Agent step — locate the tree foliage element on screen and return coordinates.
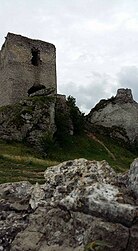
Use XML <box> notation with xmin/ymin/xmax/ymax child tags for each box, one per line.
<box><xmin>67</xmin><ymin>95</ymin><xmax>85</xmax><ymax>135</ymax></box>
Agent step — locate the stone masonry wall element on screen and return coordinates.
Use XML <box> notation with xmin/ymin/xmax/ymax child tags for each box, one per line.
<box><xmin>0</xmin><ymin>33</ymin><xmax>57</xmax><ymax>106</ymax></box>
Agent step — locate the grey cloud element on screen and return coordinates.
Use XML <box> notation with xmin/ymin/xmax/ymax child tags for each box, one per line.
<box><xmin>59</xmin><ymin>72</ymin><xmax>118</xmax><ymax>114</ymax></box>
<box><xmin>59</xmin><ymin>66</ymin><xmax>138</xmax><ymax>114</ymax></box>
<box><xmin>118</xmin><ymin>66</ymin><xmax>138</xmax><ymax>102</ymax></box>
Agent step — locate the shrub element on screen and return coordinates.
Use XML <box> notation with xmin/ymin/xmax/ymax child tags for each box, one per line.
<box><xmin>67</xmin><ymin>95</ymin><xmax>85</xmax><ymax>135</ymax></box>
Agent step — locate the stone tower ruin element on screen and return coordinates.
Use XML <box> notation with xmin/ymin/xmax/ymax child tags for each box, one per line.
<box><xmin>0</xmin><ymin>33</ymin><xmax>57</xmax><ymax>106</ymax></box>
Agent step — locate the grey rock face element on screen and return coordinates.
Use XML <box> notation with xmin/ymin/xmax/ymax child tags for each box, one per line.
<box><xmin>87</xmin><ymin>88</ymin><xmax>138</xmax><ymax>146</ymax></box>
<box><xmin>0</xmin><ymin>158</ymin><xmax>135</xmax><ymax>251</ymax></box>
<box><xmin>116</xmin><ymin>88</ymin><xmax>134</xmax><ymax>103</ymax></box>
<box><xmin>128</xmin><ymin>158</ymin><xmax>138</xmax><ymax>198</ymax></box>
<box><xmin>0</xmin><ymin>182</ymin><xmax>32</xmax><ymax>251</ymax></box>
<box><xmin>0</xmin><ymin>96</ymin><xmax>56</xmax><ymax>147</ymax></box>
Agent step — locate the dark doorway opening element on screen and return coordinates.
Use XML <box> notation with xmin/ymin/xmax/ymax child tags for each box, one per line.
<box><xmin>28</xmin><ymin>84</ymin><xmax>45</xmax><ymax>96</ymax></box>
<box><xmin>31</xmin><ymin>47</ymin><xmax>41</xmax><ymax>66</ymax></box>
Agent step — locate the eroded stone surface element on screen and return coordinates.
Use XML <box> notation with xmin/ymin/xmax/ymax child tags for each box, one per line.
<box><xmin>87</xmin><ymin>88</ymin><xmax>138</xmax><ymax>146</ymax></box>
<box><xmin>0</xmin><ymin>182</ymin><xmax>32</xmax><ymax>251</ymax></box>
<box><xmin>10</xmin><ymin>207</ymin><xmax>129</xmax><ymax>251</ymax></box>
<box><xmin>128</xmin><ymin>158</ymin><xmax>138</xmax><ymax>199</ymax></box>
<box><xmin>29</xmin><ymin>159</ymin><xmax>137</xmax><ymax>226</ymax></box>
<box><xmin>0</xmin><ymin>96</ymin><xmax>56</xmax><ymax>147</ymax></box>
<box><xmin>0</xmin><ymin>159</ymin><xmax>138</xmax><ymax>251</ymax></box>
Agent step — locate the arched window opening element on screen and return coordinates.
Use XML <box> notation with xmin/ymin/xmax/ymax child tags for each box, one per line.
<box><xmin>31</xmin><ymin>47</ymin><xmax>41</xmax><ymax>66</ymax></box>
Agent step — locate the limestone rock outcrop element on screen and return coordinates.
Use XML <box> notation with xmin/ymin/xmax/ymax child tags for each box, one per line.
<box><xmin>0</xmin><ymin>94</ymin><xmax>76</xmax><ymax>149</ymax></box>
<box><xmin>0</xmin><ymin>181</ymin><xmax>32</xmax><ymax>251</ymax></box>
<box><xmin>0</xmin><ymin>158</ymin><xmax>138</xmax><ymax>251</ymax></box>
<box><xmin>0</xmin><ymin>96</ymin><xmax>56</xmax><ymax>147</ymax></box>
<box><xmin>87</xmin><ymin>88</ymin><xmax>138</xmax><ymax>147</ymax></box>
<box><xmin>128</xmin><ymin>158</ymin><xmax>138</xmax><ymax>198</ymax></box>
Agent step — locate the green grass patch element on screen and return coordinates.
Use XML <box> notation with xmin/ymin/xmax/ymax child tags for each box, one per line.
<box><xmin>96</xmin><ymin>134</ymin><xmax>137</xmax><ymax>171</ymax></box>
<box><xmin>0</xmin><ymin>132</ymin><xmax>137</xmax><ymax>185</ymax></box>
<box><xmin>44</xmin><ymin>134</ymin><xmax>137</xmax><ymax>172</ymax></box>
<box><xmin>0</xmin><ymin>140</ymin><xmax>58</xmax><ymax>184</ymax></box>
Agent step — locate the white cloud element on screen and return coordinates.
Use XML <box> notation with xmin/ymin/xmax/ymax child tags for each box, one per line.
<box><xmin>59</xmin><ymin>72</ymin><xmax>118</xmax><ymax>114</ymax></box>
<box><xmin>0</xmin><ymin>0</ymin><xmax>138</xmax><ymax>114</ymax></box>
<box><xmin>125</xmin><ymin>18</ymin><xmax>138</xmax><ymax>31</ymax></box>
<box><xmin>72</xmin><ymin>19</ymin><xmax>116</xmax><ymax>33</ymax></box>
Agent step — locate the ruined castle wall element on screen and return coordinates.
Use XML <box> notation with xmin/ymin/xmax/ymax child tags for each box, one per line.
<box><xmin>0</xmin><ymin>33</ymin><xmax>57</xmax><ymax>106</ymax></box>
<box><xmin>0</xmin><ymin>67</ymin><xmax>12</xmax><ymax>106</ymax></box>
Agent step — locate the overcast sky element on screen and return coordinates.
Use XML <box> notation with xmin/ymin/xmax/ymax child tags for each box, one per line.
<box><xmin>0</xmin><ymin>0</ymin><xmax>138</xmax><ymax>113</ymax></box>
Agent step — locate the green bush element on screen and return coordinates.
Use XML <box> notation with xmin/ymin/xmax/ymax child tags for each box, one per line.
<box><xmin>67</xmin><ymin>95</ymin><xmax>85</xmax><ymax>135</ymax></box>
<box><xmin>54</xmin><ymin>95</ymin><xmax>85</xmax><ymax>147</ymax></box>
<box><xmin>55</xmin><ymin>103</ymin><xmax>72</xmax><ymax>147</ymax></box>
<box><xmin>40</xmin><ymin>132</ymin><xmax>55</xmax><ymax>154</ymax></box>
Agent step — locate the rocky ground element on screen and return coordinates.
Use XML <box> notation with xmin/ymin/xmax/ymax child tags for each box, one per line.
<box><xmin>0</xmin><ymin>158</ymin><xmax>138</xmax><ymax>251</ymax></box>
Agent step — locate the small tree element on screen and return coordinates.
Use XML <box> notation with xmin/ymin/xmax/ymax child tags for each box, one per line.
<box><xmin>67</xmin><ymin>95</ymin><xmax>85</xmax><ymax>135</ymax></box>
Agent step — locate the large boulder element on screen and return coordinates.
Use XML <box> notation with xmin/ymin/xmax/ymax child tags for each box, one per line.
<box><xmin>4</xmin><ymin>158</ymin><xmax>137</xmax><ymax>251</ymax></box>
<box><xmin>87</xmin><ymin>88</ymin><xmax>138</xmax><ymax>147</ymax></box>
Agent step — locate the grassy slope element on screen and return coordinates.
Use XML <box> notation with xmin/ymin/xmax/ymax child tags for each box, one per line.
<box><xmin>0</xmin><ymin>134</ymin><xmax>136</xmax><ymax>184</ymax></box>
<box><xmin>0</xmin><ymin>140</ymin><xmax>58</xmax><ymax>184</ymax></box>
<box><xmin>47</xmin><ymin>134</ymin><xmax>136</xmax><ymax>171</ymax></box>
